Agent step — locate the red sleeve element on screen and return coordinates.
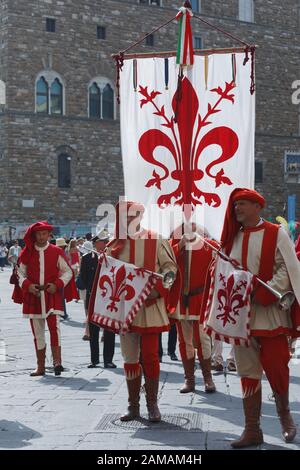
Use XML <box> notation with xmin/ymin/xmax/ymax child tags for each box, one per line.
<box><xmin>54</xmin><ymin>247</ymin><xmax>79</xmax><ymax>301</ymax></box>
<box><xmin>22</xmin><ymin>278</ymin><xmax>31</xmax><ymax>292</ymax></box>
<box><xmin>54</xmin><ymin>279</ymin><xmax>64</xmax><ymax>290</ymax></box>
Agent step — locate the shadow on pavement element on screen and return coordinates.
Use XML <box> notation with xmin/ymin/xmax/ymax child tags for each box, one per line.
<box><xmin>41</xmin><ymin>374</ymin><xmax>112</xmax><ymax>392</ymax></box>
<box><xmin>0</xmin><ymin>420</ymin><xmax>42</xmax><ymax>449</ymax></box>
<box><xmin>59</xmin><ymin>319</ymin><xmax>84</xmax><ymax>329</ymax></box>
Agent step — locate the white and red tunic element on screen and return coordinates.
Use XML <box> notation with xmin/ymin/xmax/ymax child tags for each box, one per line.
<box><xmin>171</xmin><ymin>240</ymin><xmax>216</xmax><ymax>361</ymax></box>
<box><xmin>229</xmin><ymin>220</ymin><xmax>300</xmax><ymax>337</ymax></box>
<box><xmin>17</xmin><ymin>243</ymin><xmax>73</xmax><ymax>319</ymax></box>
<box><xmin>104</xmin><ymin>234</ymin><xmax>178</xmax><ymax>334</ymax></box>
<box><xmin>172</xmin><ymin>240</ymin><xmax>217</xmax><ymax>321</ymax></box>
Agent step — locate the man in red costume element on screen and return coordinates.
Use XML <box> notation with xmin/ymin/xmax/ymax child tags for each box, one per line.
<box><xmin>171</xmin><ymin>224</ymin><xmax>216</xmax><ymax>394</ymax></box>
<box><xmin>221</xmin><ymin>188</ymin><xmax>300</xmax><ymax>447</ymax></box>
<box><xmin>104</xmin><ymin>201</ymin><xmax>178</xmax><ymax>422</ymax></box>
<box><xmin>13</xmin><ymin>221</ymin><xmax>78</xmax><ymax>376</ymax></box>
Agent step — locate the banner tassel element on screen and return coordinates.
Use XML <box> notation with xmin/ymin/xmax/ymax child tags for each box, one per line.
<box><xmin>231</xmin><ymin>53</ymin><xmax>237</xmax><ymax>86</ymax></box>
<box><xmin>164</xmin><ymin>58</ymin><xmax>169</xmax><ymax>90</ymax></box>
<box><xmin>133</xmin><ymin>58</ymin><xmax>137</xmax><ymax>92</ymax></box>
<box><xmin>204</xmin><ymin>55</ymin><xmax>208</xmax><ymax>90</ymax></box>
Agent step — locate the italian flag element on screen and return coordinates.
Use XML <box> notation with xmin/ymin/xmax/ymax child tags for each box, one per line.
<box><xmin>176</xmin><ymin>7</ymin><xmax>194</xmax><ymax>66</ymax></box>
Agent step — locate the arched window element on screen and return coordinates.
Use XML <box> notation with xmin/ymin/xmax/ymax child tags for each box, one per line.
<box><xmin>35</xmin><ymin>71</ymin><xmax>64</xmax><ymax>115</ymax></box>
<box><xmin>88</xmin><ymin>78</ymin><xmax>115</xmax><ymax>119</ymax></box>
<box><xmin>58</xmin><ymin>154</ymin><xmax>71</xmax><ymax>188</ymax></box>
<box><xmin>102</xmin><ymin>84</ymin><xmax>114</xmax><ymax>119</ymax></box>
<box><xmin>36</xmin><ymin>77</ymin><xmax>49</xmax><ymax>113</ymax></box>
<box><xmin>50</xmin><ymin>78</ymin><xmax>63</xmax><ymax>115</ymax></box>
<box><xmin>89</xmin><ymin>83</ymin><xmax>101</xmax><ymax>118</ymax></box>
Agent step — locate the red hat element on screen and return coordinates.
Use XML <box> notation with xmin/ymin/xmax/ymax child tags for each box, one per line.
<box><xmin>19</xmin><ymin>221</ymin><xmax>53</xmax><ymax>264</ymax></box>
<box><xmin>231</xmin><ymin>188</ymin><xmax>265</xmax><ymax>208</ymax></box>
<box><xmin>220</xmin><ymin>188</ymin><xmax>265</xmax><ymax>255</ymax></box>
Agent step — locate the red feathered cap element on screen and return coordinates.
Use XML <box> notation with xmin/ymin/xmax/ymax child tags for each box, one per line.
<box><xmin>220</xmin><ymin>188</ymin><xmax>265</xmax><ymax>255</ymax></box>
<box><xmin>19</xmin><ymin>221</ymin><xmax>53</xmax><ymax>264</ymax></box>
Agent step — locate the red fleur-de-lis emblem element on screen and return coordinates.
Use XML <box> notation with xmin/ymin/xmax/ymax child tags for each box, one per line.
<box><xmin>134</xmin><ymin>267</ymin><xmax>148</xmax><ymax>278</ymax></box>
<box><xmin>216</xmin><ymin>274</ymin><xmax>246</xmax><ymax>327</ymax></box>
<box><xmin>99</xmin><ymin>265</ymin><xmax>136</xmax><ymax>313</ymax></box>
<box><xmin>138</xmin><ymin>78</ymin><xmax>239</xmax><ymax>209</ymax></box>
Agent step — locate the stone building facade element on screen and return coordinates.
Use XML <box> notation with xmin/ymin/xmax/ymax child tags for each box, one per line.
<box><xmin>0</xmin><ymin>0</ymin><xmax>300</xmax><ymax>237</ymax></box>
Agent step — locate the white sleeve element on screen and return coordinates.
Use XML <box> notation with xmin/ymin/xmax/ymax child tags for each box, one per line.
<box><xmin>17</xmin><ymin>262</ymin><xmax>28</xmax><ymax>288</ymax></box>
<box><xmin>58</xmin><ymin>255</ymin><xmax>73</xmax><ymax>286</ymax></box>
<box><xmin>277</xmin><ymin>227</ymin><xmax>300</xmax><ymax>304</ymax></box>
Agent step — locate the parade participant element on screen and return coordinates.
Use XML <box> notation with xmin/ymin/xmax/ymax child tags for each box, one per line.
<box><xmin>103</xmin><ymin>201</ymin><xmax>178</xmax><ymax>422</ymax></box>
<box><xmin>80</xmin><ymin>230</ymin><xmax>116</xmax><ymax>368</ymax></box>
<box><xmin>171</xmin><ymin>224</ymin><xmax>216</xmax><ymax>394</ymax></box>
<box><xmin>13</xmin><ymin>221</ymin><xmax>78</xmax><ymax>376</ymax></box>
<box><xmin>67</xmin><ymin>239</ymin><xmax>80</xmax><ymax>277</ymax></box>
<box><xmin>56</xmin><ymin>238</ymin><xmax>70</xmax><ymax>321</ymax></box>
<box><xmin>220</xmin><ymin>188</ymin><xmax>300</xmax><ymax>447</ymax></box>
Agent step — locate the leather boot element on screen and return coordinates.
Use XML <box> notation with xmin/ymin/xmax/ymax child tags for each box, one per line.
<box><xmin>30</xmin><ymin>347</ymin><xmax>46</xmax><ymax>376</ymax></box>
<box><xmin>231</xmin><ymin>388</ymin><xmax>264</xmax><ymax>448</ymax></box>
<box><xmin>120</xmin><ymin>375</ymin><xmax>142</xmax><ymax>421</ymax></box>
<box><xmin>274</xmin><ymin>391</ymin><xmax>297</xmax><ymax>443</ymax></box>
<box><xmin>199</xmin><ymin>358</ymin><xmax>216</xmax><ymax>393</ymax></box>
<box><xmin>180</xmin><ymin>357</ymin><xmax>195</xmax><ymax>393</ymax></box>
<box><xmin>51</xmin><ymin>346</ymin><xmax>63</xmax><ymax>376</ymax></box>
<box><xmin>144</xmin><ymin>376</ymin><xmax>161</xmax><ymax>422</ymax></box>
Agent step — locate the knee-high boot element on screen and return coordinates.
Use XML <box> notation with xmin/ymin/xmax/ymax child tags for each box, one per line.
<box><xmin>144</xmin><ymin>376</ymin><xmax>161</xmax><ymax>422</ymax></box>
<box><xmin>51</xmin><ymin>346</ymin><xmax>63</xmax><ymax>376</ymax></box>
<box><xmin>199</xmin><ymin>357</ymin><xmax>216</xmax><ymax>393</ymax></box>
<box><xmin>231</xmin><ymin>388</ymin><xmax>264</xmax><ymax>448</ymax></box>
<box><xmin>180</xmin><ymin>357</ymin><xmax>195</xmax><ymax>393</ymax></box>
<box><xmin>120</xmin><ymin>375</ymin><xmax>142</xmax><ymax>422</ymax></box>
<box><xmin>30</xmin><ymin>346</ymin><xmax>46</xmax><ymax>377</ymax></box>
<box><xmin>274</xmin><ymin>391</ymin><xmax>297</xmax><ymax>443</ymax></box>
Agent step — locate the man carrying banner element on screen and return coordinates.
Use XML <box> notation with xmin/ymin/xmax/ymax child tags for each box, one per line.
<box><xmin>13</xmin><ymin>221</ymin><xmax>78</xmax><ymax>376</ymax></box>
<box><xmin>220</xmin><ymin>188</ymin><xmax>300</xmax><ymax>447</ymax></box>
<box><xmin>171</xmin><ymin>224</ymin><xmax>216</xmax><ymax>394</ymax></box>
<box><xmin>104</xmin><ymin>201</ymin><xmax>178</xmax><ymax>422</ymax></box>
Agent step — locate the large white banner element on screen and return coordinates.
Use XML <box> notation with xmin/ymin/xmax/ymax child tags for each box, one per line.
<box><xmin>120</xmin><ymin>53</ymin><xmax>255</xmax><ymax>239</ymax></box>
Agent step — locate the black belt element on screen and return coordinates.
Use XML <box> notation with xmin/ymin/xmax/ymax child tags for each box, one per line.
<box><xmin>182</xmin><ymin>287</ymin><xmax>204</xmax><ymax>308</ymax></box>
